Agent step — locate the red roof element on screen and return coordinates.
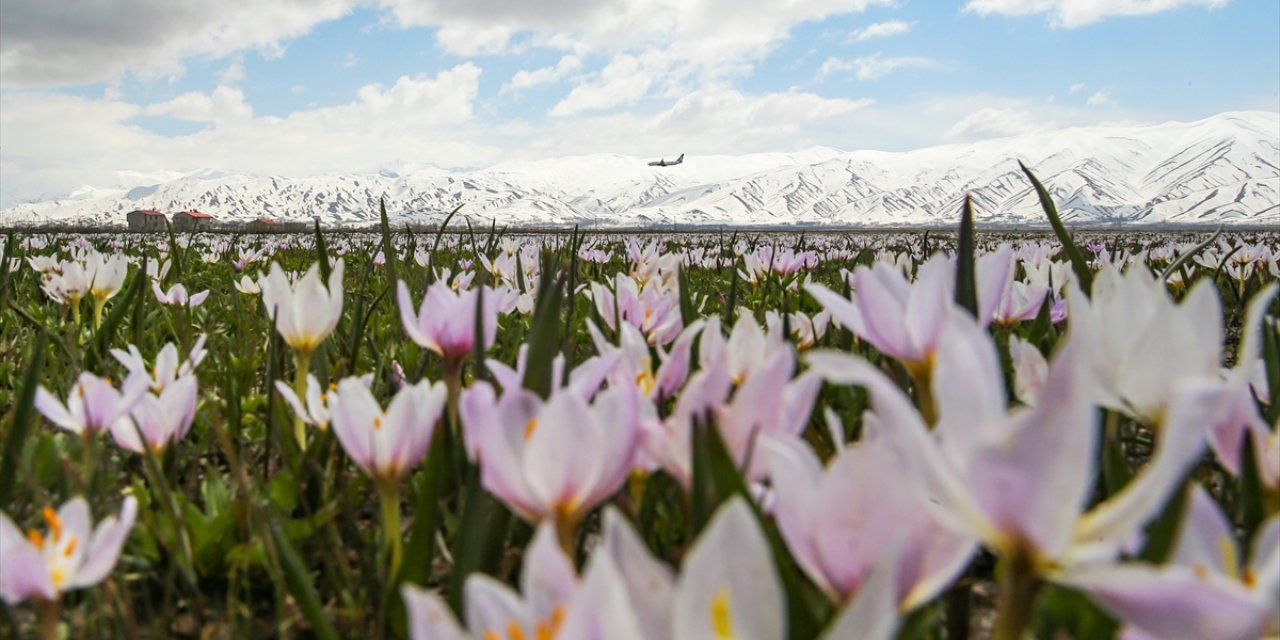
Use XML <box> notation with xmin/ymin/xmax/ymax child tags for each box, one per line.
<box><xmin>180</xmin><ymin>210</ymin><xmax>213</xmax><ymax>218</ymax></box>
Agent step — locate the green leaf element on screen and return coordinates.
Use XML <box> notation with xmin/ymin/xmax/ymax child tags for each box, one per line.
<box><xmin>447</xmin><ymin>471</ymin><xmax>512</xmax><ymax>614</ymax></box>
<box><xmin>1238</xmin><ymin>434</ymin><xmax>1268</xmax><ymax>549</ymax></box>
<box><xmin>1018</xmin><ymin>161</ymin><xmax>1093</xmax><ymax>295</ymax></box>
<box><xmin>313</xmin><ymin>219</ymin><xmax>331</xmax><ymax>282</ymax></box>
<box><xmin>678</xmin><ymin>264</ymin><xmax>696</xmax><ymax>329</ymax></box>
<box><xmin>0</xmin><ymin>331</ymin><xmax>47</xmax><ymax>506</ymax></box>
<box><xmin>379</xmin><ymin>198</ymin><xmax>399</xmax><ymax>287</ymax></box>
<box><xmin>265</xmin><ymin>506</ymin><xmax>339</xmax><ymax>640</ymax></box>
<box><xmin>954</xmin><ymin>194</ymin><xmax>978</xmax><ymax>318</ymax></box>
<box><xmin>1139</xmin><ymin>471</ymin><xmax>1192</xmax><ymax>564</ymax></box>
<box><xmin>1158</xmin><ymin>228</ymin><xmax>1221</xmax><ymax>283</ymax></box>
<box><xmin>522</xmin><ymin>252</ymin><xmax>564</xmax><ymax>399</ymax></box>
<box><xmin>398</xmin><ymin>428</ymin><xmax>449</xmax><ymax>587</ymax></box>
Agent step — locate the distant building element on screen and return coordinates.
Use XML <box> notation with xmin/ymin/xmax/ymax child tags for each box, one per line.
<box><xmin>126</xmin><ymin>209</ymin><xmax>167</xmax><ymax>231</ymax></box>
<box><xmin>245</xmin><ymin>217</ymin><xmax>281</xmax><ymax>232</ymax></box>
<box><xmin>173</xmin><ymin>209</ymin><xmax>214</xmax><ymax>231</ymax></box>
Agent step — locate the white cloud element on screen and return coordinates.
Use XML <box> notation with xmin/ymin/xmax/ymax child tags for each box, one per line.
<box><xmin>946</xmin><ymin>107</ymin><xmax>1046</xmax><ymax>140</ymax></box>
<box><xmin>849</xmin><ymin>20</ymin><xmax>914</xmax><ymax>41</ymax></box>
<box><xmin>145</xmin><ymin>86</ymin><xmax>254</xmax><ymax>122</ymax></box>
<box><xmin>0</xmin><ymin>64</ymin><xmax>493</xmax><ymax>205</ymax></box>
<box><xmin>219</xmin><ymin>57</ymin><xmax>246</xmax><ymax>85</ymax></box>
<box><xmin>549</xmin><ymin>54</ymin><xmax>654</xmax><ymax>116</ymax></box>
<box><xmin>383</xmin><ymin>0</ymin><xmax>895</xmax><ymax>74</ymax></box>
<box><xmin>819</xmin><ymin>54</ymin><xmax>941</xmax><ymax>81</ymax></box>
<box><xmin>342</xmin><ymin>53</ymin><xmax>359</xmax><ymax>69</ymax></box>
<box><xmin>0</xmin><ymin>0</ymin><xmax>356</xmax><ymax>87</ymax></box>
<box><xmin>962</xmin><ymin>0</ymin><xmax>1229</xmax><ymax>28</ymax></box>
<box><xmin>1068</xmin><ymin>82</ymin><xmax>1085</xmax><ymax>94</ymax></box>
<box><xmin>1086</xmin><ymin>88</ymin><xmax>1113</xmax><ymax>106</ymax></box>
<box><xmin>501</xmin><ymin>55</ymin><xmax>583</xmax><ymax>94</ymax></box>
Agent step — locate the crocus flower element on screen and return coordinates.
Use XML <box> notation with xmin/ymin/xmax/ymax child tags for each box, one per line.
<box><xmin>86</xmin><ymin>251</ymin><xmax>128</xmax><ymax>327</ymax></box>
<box><xmin>35</xmin><ymin>372</ymin><xmax>148</xmax><ymax>437</ymax></box>
<box><xmin>275</xmin><ymin>373</ymin><xmax>373</xmax><ymax>432</ymax></box>
<box><xmin>398</xmin><ymin>279</ymin><xmax>500</xmax><ymax>366</ymax></box>
<box><xmin>259</xmin><ymin>259</ymin><xmax>344</xmax><ymax>355</ymax></box>
<box><xmin>112</xmin><ymin>374</ymin><xmax>199</xmax><ymax>454</ymax></box>
<box><xmin>327</xmin><ymin>377</ymin><xmax>447</xmax><ymax>482</ymax></box>
<box><xmin>0</xmin><ymin>496</ymin><xmax>138</xmax><ymax>605</ymax></box>
<box><xmin>152</xmin><ymin>282</ymin><xmax>210</xmax><ymax>308</ymax></box>
<box><xmin>764</xmin><ymin>428</ymin><xmax>975</xmax><ymax>608</ymax></box>
<box><xmin>805</xmin><ymin>246</ymin><xmax>1013</xmax><ymax>375</ymax></box>
<box><xmin>807</xmin><ymin>310</ymin><xmax>1231</xmax><ymax>573</ymax></box>
<box><xmin>402</xmin><ymin>521</ymin><xmax>577</xmax><ymax>640</ymax></box>
<box><xmin>590</xmin><ymin>273</ymin><xmax>683</xmax><ymax>346</ymax></box>
<box><xmin>111</xmin><ymin>336</ymin><xmax>207</xmax><ymax>394</ymax></box>
<box><xmin>234</xmin><ymin>275</ymin><xmax>260</xmax><ymax>295</ymax></box>
<box><xmin>1064</xmin><ymin>487</ymin><xmax>1280</xmax><ymax>640</ymax></box>
<box><xmin>460</xmin><ymin>382</ymin><xmax>642</xmax><ymax>538</ymax></box>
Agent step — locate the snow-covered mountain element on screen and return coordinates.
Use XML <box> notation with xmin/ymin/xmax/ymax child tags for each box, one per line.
<box><xmin>3</xmin><ymin>111</ymin><xmax>1277</xmax><ymax>228</ymax></box>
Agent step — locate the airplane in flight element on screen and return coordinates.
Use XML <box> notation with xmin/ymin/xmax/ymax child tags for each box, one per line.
<box><xmin>647</xmin><ymin>153</ymin><xmax>684</xmax><ymax>167</ymax></box>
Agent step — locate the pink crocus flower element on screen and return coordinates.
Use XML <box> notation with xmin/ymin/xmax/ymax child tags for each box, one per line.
<box><xmin>0</xmin><ymin>496</ymin><xmax>138</xmax><ymax>605</ymax></box>
<box><xmin>1064</xmin><ymin>487</ymin><xmax>1280</xmax><ymax>640</ymax></box>
<box><xmin>152</xmin><ymin>282</ymin><xmax>210</xmax><ymax>308</ymax></box>
<box><xmin>402</xmin><ymin>520</ymin><xmax>577</xmax><ymax>640</ymax></box>
<box><xmin>274</xmin><ymin>373</ymin><xmax>373</xmax><ymax>432</ymax></box>
<box><xmin>807</xmin><ymin>311</ymin><xmax>1232</xmax><ymax>574</ymax></box>
<box><xmin>590</xmin><ymin>273</ymin><xmax>683</xmax><ymax>346</ymax></box>
<box><xmin>111</xmin><ymin>336</ymin><xmax>208</xmax><ymax>393</ymax></box>
<box><xmin>327</xmin><ymin>377</ymin><xmax>447</xmax><ymax>482</ymax></box>
<box><xmin>398</xmin><ymin>279</ymin><xmax>500</xmax><ymax>365</ymax></box>
<box><xmin>35</xmin><ymin>372</ymin><xmax>148</xmax><ymax>437</ymax></box>
<box><xmin>647</xmin><ymin>346</ymin><xmax>820</xmax><ymax>486</ymax></box>
<box><xmin>459</xmin><ymin>382</ymin><xmax>642</xmax><ymax>532</ymax></box>
<box><xmin>764</xmin><ymin>429</ymin><xmax>975</xmax><ymax>609</ymax></box>
<box><xmin>805</xmin><ymin>246</ymin><xmax>1013</xmax><ymax>373</ymax></box>
<box><xmin>112</xmin><ymin>374</ymin><xmax>199</xmax><ymax>454</ymax></box>
<box><xmin>560</xmin><ymin>499</ymin><xmax>792</xmax><ymax>640</ymax></box>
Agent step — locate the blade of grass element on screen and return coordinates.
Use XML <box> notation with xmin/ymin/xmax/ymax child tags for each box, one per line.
<box><xmin>1018</xmin><ymin>161</ymin><xmax>1093</xmax><ymax>295</ymax></box>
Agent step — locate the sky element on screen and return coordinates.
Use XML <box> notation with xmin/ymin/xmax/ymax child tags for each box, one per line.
<box><xmin>1</xmin><ymin>0</ymin><xmax>1278</xmax><ymax>208</ymax></box>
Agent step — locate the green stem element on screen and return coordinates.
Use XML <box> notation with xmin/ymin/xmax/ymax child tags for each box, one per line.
<box><xmin>93</xmin><ymin>297</ymin><xmax>105</xmax><ymax>330</ymax></box>
<box><xmin>292</xmin><ymin>348</ymin><xmax>313</xmax><ymax>451</ymax></box>
<box><xmin>377</xmin><ymin>480</ymin><xmax>403</xmax><ymax>580</ymax></box>
<box><xmin>907</xmin><ymin>361</ymin><xmax>937</xmax><ymax>428</ymax></box>
<box><xmin>70</xmin><ymin>295</ymin><xmax>82</xmax><ymax>327</ymax></box>
<box><xmin>991</xmin><ymin>548</ymin><xmax>1042</xmax><ymax>640</ymax></box>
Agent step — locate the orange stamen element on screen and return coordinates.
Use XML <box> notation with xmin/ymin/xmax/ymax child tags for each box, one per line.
<box><xmin>524</xmin><ymin>418</ymin><xmax>539</xmax><ymax>441</ymax></box>
<box><xmin>42</xmin><ymin>507</ymin><xmax>62</xmax><ymax>541</ymax></box>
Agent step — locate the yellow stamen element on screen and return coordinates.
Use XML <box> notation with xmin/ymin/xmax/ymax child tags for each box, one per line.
<box><xmin>507</xmin><ymin>621</ymin><xmax>526</xmax><ymax>640</ymax></box>
<box><xmin>1218</xmin><ymin>536</ymin><xmax>1240</xmax><ymax>581</ymax></box>
<box><xmin>372</xmin><ymin>416</ymin><xmax>383</xmax><ymax>431</ymax></box>
<box><xmin>26</xmin><ymin>529</ymin><xmax>44</xmax><ymax>549</ymax></box>
<box><xmin>42</xmin><ymin>507</ymin><xmax>62</xmax><ymax>542</ymax></box>
<box><xmin>50</xmin><ymin>566</ymin><xmax>67</xmax><ymax>589</ymax></box>
<box><xmin>483</xmin><ymin>633</ymin><xmax>501</xmax><ymax>640</ymax></box>
<box><xmin>711</xmin><ymin>587</ymin><xmax>734</xmax><ymax>639</ymax></box>
<box><xmin>535</xmin><ymin>606</ymin><xmax>565</xmax><ymax>640</ymax></box>
<box><xmin>524</xmin><ymin>418</ymin><xmax>539</xmax><ymax>441</ymax></box>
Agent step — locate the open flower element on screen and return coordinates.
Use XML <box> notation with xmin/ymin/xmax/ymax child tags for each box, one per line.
<box><xmin>398</xmin><ymin>279</ymin><xmax>500</xmax><ymax>365</ymax></box>
<box><xmin>764</xmin><ymin>428</ymin><xmax>975</xmax><ymax>609</ymax></box>
<box><xmin>0</xmin><ymin>496</ymin><xmax>138</xmax><ymax>605</ymax></box>
<box><xmin>460</xmin><ymin>382</ymin><xmax>642</xmax><ymax>535</ymax></box>
<box><xmin>328</xmin><ymin>377</ymin><xmax>447</xmax><ymax>482</ymax></box>
<box><xmin>112</xmin><ymin>374</ymin><xmax>199</xmax><ymax>454</ymax></box>
<box><xmin>35</xmin><ymin>372</ymin><xmax>148</xmax><ymax>438</ymax></box>
<box><xmin>402</xmin><ymin>521</ymin><xmax>577</xmax><ymax>640</ymax></box>
<box><xmin>259</xmin><ymin>259</ymin><xmax>344</xmax><ymax>355</ymax></box>
<box><xmin>152</xmin><ymin>282</ymin><xmax>210</xmax><ymax>308</ymax></box>
<box><xmin>111</xmin><ymin>336</ymin><xmax>207</xmax><ymax>394</ymax></box>
<box><xmin>1064</xmin><ymin>487</ymin><xmax>1280</xmax><ymax>640</ymax></box>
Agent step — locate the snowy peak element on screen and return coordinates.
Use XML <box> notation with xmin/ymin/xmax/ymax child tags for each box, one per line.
<box><xmin>3</xmin><ymin>111</ymin><xmax>1277</xmax><ymax>227</ymax></box>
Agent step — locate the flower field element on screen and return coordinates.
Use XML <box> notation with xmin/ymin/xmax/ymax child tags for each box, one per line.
<box><xmin>1</xmin><ymin>194</ymin><xmax>1279</xmax><ymax>639</ymax></box>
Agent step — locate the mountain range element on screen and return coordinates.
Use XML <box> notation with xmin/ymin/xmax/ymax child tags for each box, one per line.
<box><xmin>2</xmin><ymin>111</ymin><xmax>1277</xmax><ymax>228</ymax></box>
